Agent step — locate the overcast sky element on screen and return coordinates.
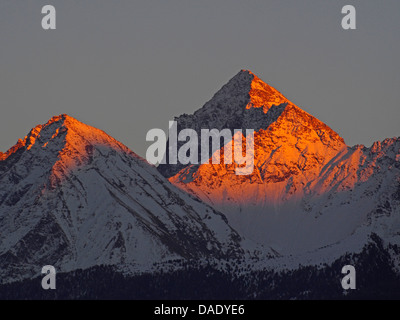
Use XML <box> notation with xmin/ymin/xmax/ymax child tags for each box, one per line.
<box><xmin>0</xmin><ymin>0</ymin><xmax>399</xmax><ymax>157</ymax></box>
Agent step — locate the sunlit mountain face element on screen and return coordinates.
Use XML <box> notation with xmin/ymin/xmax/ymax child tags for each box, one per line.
<box><xmin>1</xmin><ymin>71</ymin><xmax>400</xmax><ymax>299</ymax></box>
<box><xmin>0</xmin><ymin>114</ymin><xmax>243</xmax><ymax>284</ymax></box>
<box><xmin>162</xmin><ymin>70</ymin><xmax>400</xmax><ymax>257</ymax></box>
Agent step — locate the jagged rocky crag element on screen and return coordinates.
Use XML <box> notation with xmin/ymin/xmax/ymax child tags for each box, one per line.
<box><xmin>1</xmin><ymin>70</ymin><xmax>400</xmax><ymax>299</ymax></box>
<box><xmin>165</xmin><ymin>70</ymin><xmax>400</xmax><ymax>261</ymax></box>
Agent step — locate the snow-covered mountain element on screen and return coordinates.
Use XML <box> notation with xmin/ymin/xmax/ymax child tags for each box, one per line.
<box><xmin>164</xmin><ymin>70</ymin><xmax>400</xmax><ymax>261</ymax></box>
<box><xmin>0</xmin><ymin>114</ymin><xmax>243</xmax><ymax>283</ymax></box>
<box><xmin>1</xmin><ymin>70</ymin><xmax>399</xmax><ymax>299</ymax></box>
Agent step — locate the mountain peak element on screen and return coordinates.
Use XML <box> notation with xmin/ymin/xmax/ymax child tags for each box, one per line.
<box><xmin>232</xmin><ymin>69</ymin><xmax>257</xmax><ymax>80</ymax></box>
<box><xmin>230</xmin><ymin>69</ymin><xmax>254</xmax><ymax>83</ymax></box>
<box><xmin>0</xmin><ymin>116</ymin><xmax>244</xmax><ymax>282</ymax></box>
<box><xmin>160</xmin><ymin>70</ymin><xmax>345</xmax><ymax>180</ymax></box>
<box><xmin>2</xmin><ymin>114</ymin><xmax>129</xmax><ymax>154</ymax></box>
<box><xmin>205</xmin><ymin>69</ymin><xmax>290</xmax><ymax>114</ymax></box>
<box><xmin>1</xmin><ymin>114</ymin><xmax>74</xmax><ymax>161</ymax></box>
<box><xmin>183</xmin><ymin>70</ymin><xmax>292</xmax><ymax>129</ymax></box>
<box><xmin>0</xmin><ymin>114</ymin><xmax>142</xmax><ymax>181</ymax></box>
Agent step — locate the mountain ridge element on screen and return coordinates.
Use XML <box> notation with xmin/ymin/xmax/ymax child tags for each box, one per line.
<box><xmin>0</xmin><ymin>113</ymin><xmax>245</xmax><ymax>284</ymax></box>
<box><xmin>1</xmin><ymin>70</ymin><xmax>400</xmax><ymax>298</ymax></box>
<box><xmin>163</xmin><ymin>70</ymin><xmax>400</xmax><ymax>257</ymax></box>
<box><xmin>158</xmin><ymin>70</ymin><xmax>345</xmax><ymax>178</ymax></box>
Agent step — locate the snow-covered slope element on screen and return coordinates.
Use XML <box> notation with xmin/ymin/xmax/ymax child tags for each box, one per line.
<box><xmin>1</xmin><ymin>71</ymin><xmax>399</xmax><ymax>290</ymax></box>
<box><xmin>0</xmin><ymin>115</ymin><xmax>243</xmax><ymax>283</ymax></box>
<box><xmin>165</xmin><ymin>70</ymin><xmax>400</xmax><ymax>258</ymax></box>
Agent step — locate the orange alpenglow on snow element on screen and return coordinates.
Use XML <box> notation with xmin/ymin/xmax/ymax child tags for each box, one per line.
<box><xmin>245</xmin><ymin>70</ymin><xmax>289</xmax><ymax>111</ymax></box>
<box><xmin>163</xmin><ymin>70</ymin><xmax>400</xmax><ymax>252</ymax></box>
<box><xmin>169</xmin><ymin>69</ymin><xmax>348</xmax><ymax>200</ymax></box>
<box><xmin>0</xmin><ymin>114</ymin><xmax>141</xmax><ymax>185</ymax></box>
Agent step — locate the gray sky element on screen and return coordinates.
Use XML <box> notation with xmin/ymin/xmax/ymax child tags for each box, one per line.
<box><xmin>1</xmin><ymin>0</ymin><xmax>399</xmax><ymax>158</ymax></box>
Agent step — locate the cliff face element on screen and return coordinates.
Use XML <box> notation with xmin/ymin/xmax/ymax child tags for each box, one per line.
<box><xmin>163</xmin><ymin>70</ymin><xmax>400</xmax><ymax>258</ymax></box>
